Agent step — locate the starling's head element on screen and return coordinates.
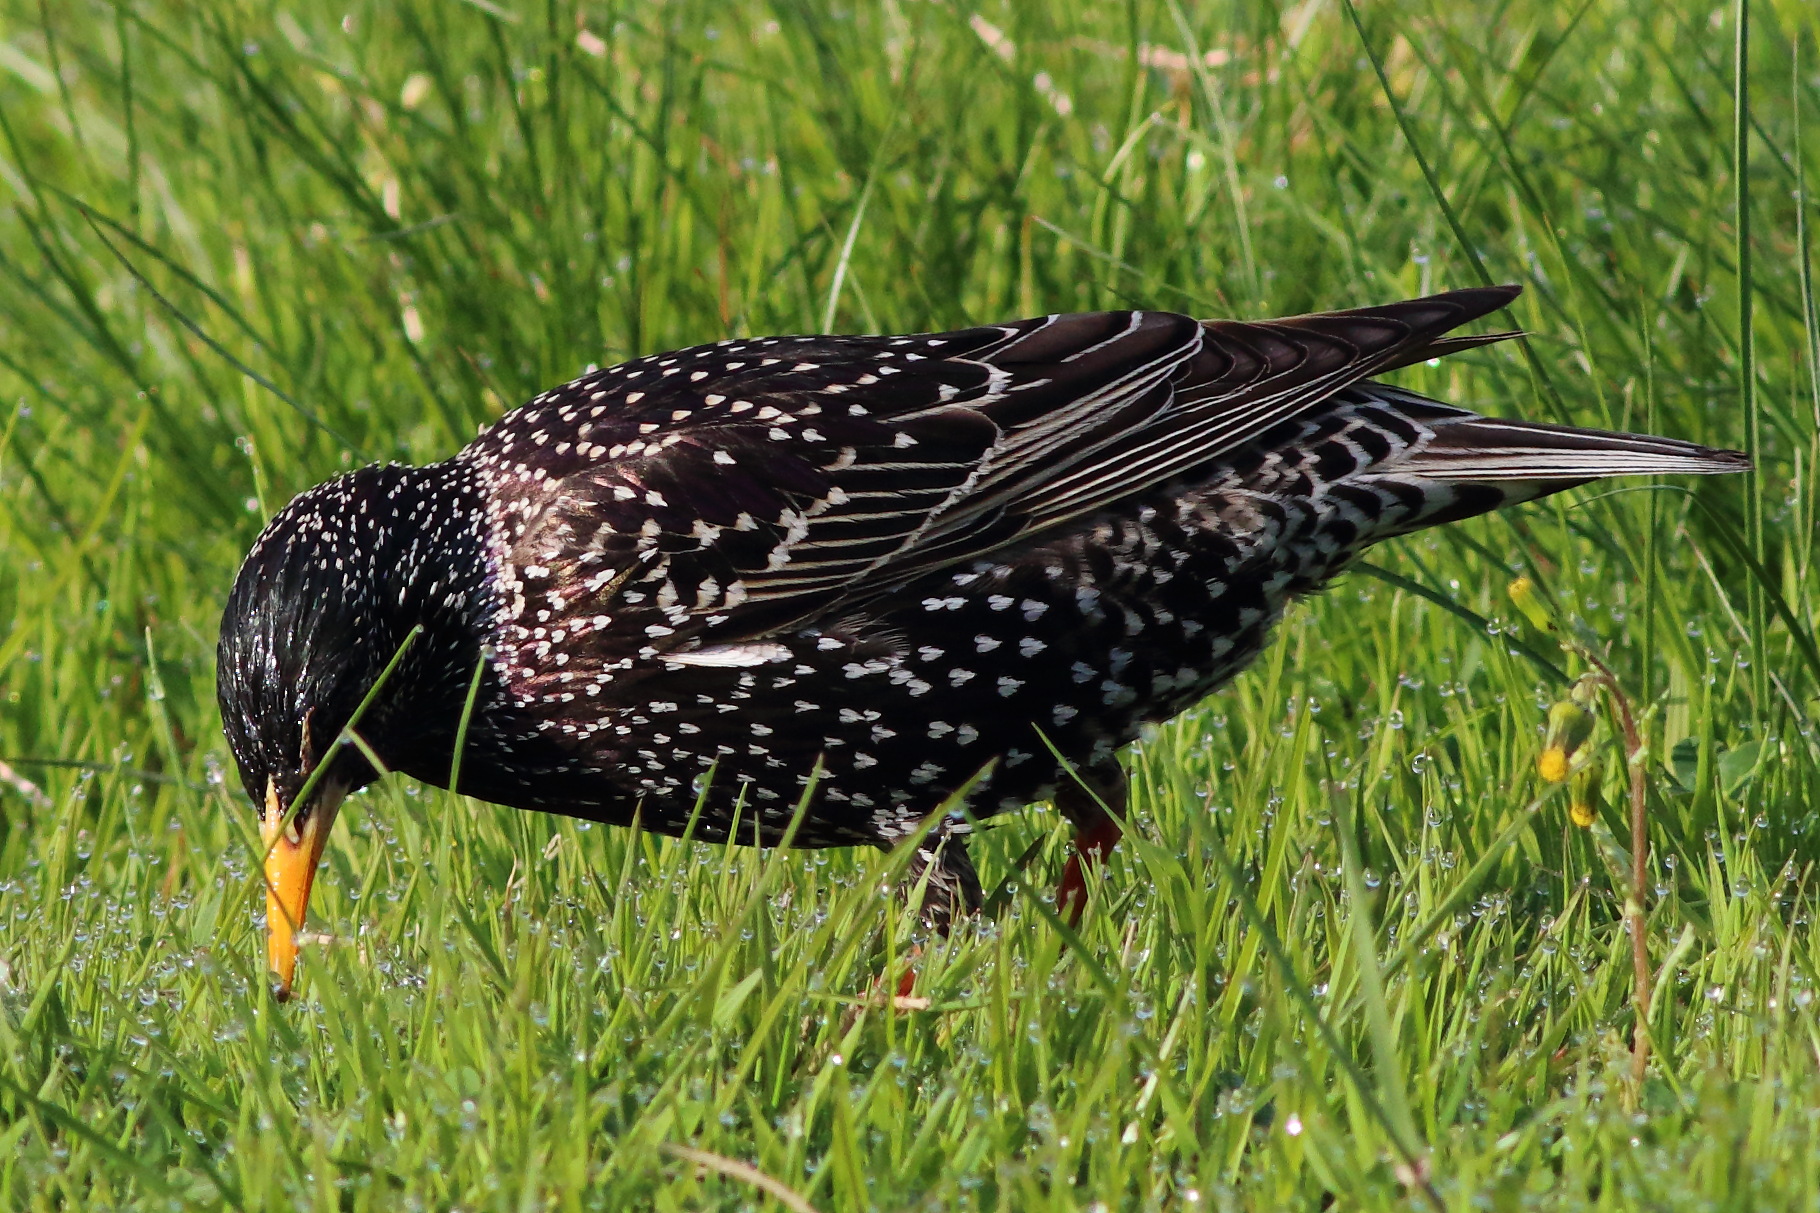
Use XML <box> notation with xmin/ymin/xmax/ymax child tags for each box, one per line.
<box><xmin>217</xmin><ymin>461</ymin><xmax>493</xmax><ymax>997</ymax></box>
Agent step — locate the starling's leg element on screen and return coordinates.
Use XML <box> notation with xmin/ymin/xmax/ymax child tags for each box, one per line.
<box><xmin>876</xmin><ymin>829</ymin><xmax>981</xmax><ymax>1002</ymax></box>
<box><xmin>901</xmin><ymin>830</ymin><xmax>983</xmax><ymax>935</ymax></box>
<box><xmin>1054</xmin><ymin>762</ymin><xmax>1128</xmax><ymax>926</ymax></box>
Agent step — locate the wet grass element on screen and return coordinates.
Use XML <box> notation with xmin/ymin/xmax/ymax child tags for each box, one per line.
<box><xmin>1</xmin><ymin>1</ymin><xmax>1818</xmax><ymax>1209</ymax></box>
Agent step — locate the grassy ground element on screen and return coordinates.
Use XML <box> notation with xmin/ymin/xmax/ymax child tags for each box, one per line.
<box><xmin>1</xmin><ymin>1</ymin><xmax>1817</xmax><ymax>1208</ymax></box>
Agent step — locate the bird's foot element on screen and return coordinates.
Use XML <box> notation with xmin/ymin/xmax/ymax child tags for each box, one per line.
<box><xmin>1056</xmin><ymin>815</ymin><xmax>1123</xmax><ymax>926</ymax></box>
<box><xmin>838</xmin><ymin>949</ymin><xmax>928</xmax><ymax>1034</ymax></box>
<box><xmin>882</xmin><ymin>947</ymin><xmax>934</xmax><ymax>1010</ymax></box>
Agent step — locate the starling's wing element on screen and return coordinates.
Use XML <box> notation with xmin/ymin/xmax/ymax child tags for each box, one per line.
<box><xmin>480</xmin><ymin>286</ymin><xmax>1519</xmax><ymax>654</ymax></box>
<box><xmin>997</xmin><ymin>286</ymin><xmax>1520</xmax><ymax>527</ymax></box>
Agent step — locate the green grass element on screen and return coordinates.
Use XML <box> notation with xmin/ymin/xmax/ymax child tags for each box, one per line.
<box><xmin>2</xmin><ymin>1</ymin><xmax>1818</xmax><ymax>1208</ymax></box>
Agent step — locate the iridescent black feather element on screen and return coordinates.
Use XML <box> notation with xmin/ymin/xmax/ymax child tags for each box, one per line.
<box><xmin>218</xmin><ymin>285</ymin><xmax>1746</xmax><ymax>923</ymax></box>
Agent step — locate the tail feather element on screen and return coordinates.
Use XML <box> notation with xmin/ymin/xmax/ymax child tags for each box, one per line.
<box><xmin>1407</xmin><ymin>417</ymin><xmax>1750</xmax><ymax>481</ymax></box>
<box><xmin>1375</xmin><ymin>329</ymin><xmax>1525</xmax><ymax>374</ymax></box>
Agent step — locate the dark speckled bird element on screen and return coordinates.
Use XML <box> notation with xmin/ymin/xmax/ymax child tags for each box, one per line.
<box><xmin>219</xmin><ymin>284</ymin><xmax>1746</xmax><ymax>994</ymax></box>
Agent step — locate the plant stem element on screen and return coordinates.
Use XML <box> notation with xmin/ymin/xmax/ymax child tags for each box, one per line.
<box><xmin>1582</xmin><ymin>651</ymin><xmax>1654</xmax><ymax>1084</ymax></box>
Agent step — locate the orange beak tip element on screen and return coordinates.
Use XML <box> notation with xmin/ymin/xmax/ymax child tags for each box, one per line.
<box><xmin>261</xmin><ymin>778</ymin><xmax>342</xmax><ymax>1002</ymax></box>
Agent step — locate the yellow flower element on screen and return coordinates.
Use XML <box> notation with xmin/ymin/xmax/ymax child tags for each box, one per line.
<box><xmin>1539</xmin><ymin>698</ymin><xmax>1595</xmax><ymax>783</ymax></box>
<box><xmin>1567</xmin><ymin>758</ymin><xmax>1603</xmax><ymax>828</ymax></box>
<box><xmin>1508</xmin><ymin>577</ymin><xmax>1556</xmax><ymax>633</ymax></box>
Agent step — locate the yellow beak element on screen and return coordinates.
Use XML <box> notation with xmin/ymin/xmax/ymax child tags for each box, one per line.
<box><xmin>261</xmin><ymin>778</ymin><xmax>345</xmax><ymax>1000</ymax></box>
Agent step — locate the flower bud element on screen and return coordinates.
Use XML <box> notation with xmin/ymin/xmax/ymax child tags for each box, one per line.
<box><xmin>1508</xmin><ymin>577</ymin><xmax>1556</xmax><ymax>633</ymax></box>
<box><xmin>1539</xmin><ymin>698</ymin><xmax>1596</xmax><ymax>782</ymax></box>
<box><xmin>1568</xmin><ymin>759</ymin><xmax>1602</xmax><ymax>828</ymax></box>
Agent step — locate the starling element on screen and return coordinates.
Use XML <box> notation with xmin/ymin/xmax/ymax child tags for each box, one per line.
<box><xmin>218</xmin><ymin>285</ymin><xmax>1746</xmax><ymax>993</ymax></box>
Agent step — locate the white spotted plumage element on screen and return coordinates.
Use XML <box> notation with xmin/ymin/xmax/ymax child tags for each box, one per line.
<box><xmin>220</xmin><ymin>285</ymin><xmax>1746</xmax><ymax>929</ymax></box>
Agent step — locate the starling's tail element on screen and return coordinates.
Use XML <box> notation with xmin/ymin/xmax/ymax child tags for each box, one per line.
<box><xmin>1405</xmin><ymin>415</ymin><xmax>1750</xmax><ymax>481</ymax></box>
<box><xmin>1326</xmin><ymin>383</ymin><xmax>1751</xmax><ymax>539</ymax></box>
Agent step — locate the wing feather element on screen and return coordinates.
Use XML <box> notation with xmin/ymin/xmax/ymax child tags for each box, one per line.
<box><xmin>477</xmin><ymin>286</ymin><xmax>1522</xmax><ymax>659</ymax></box>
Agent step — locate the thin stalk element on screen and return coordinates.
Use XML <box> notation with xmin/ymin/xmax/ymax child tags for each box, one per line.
<box><xmin>448</xmin><ymin>648</ymin><xmax>490</xmax><ymax>795</ymax></box>
<box><xmin>1735</xmin><ymin>0</ymin><xmax>1767</xmax><ymax>707</ymax></box>
<box><xmin>1579</xmin><ymin>648</ymin><xmax>1655</xmax><ymax>1084</ymax></box>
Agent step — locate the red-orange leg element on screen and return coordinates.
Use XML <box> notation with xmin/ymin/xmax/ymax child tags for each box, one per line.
<box><xmin>1056</xmin><ymin>814</ymin><xmax>1123</xmax><ymax>926</ymax></box>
